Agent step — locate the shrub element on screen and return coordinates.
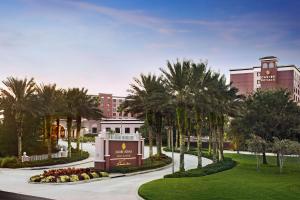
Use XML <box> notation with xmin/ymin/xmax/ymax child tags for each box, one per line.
<box><xmin>41</xmin><ymin>176</ymin><xmax>56</xmax><ymax>183</ymax></box>
<box><xmin>30</xmin><ymin>175</ymin><xmax>44</xmax><ymax>182</ymax></box>
<box><xmin>164</xmin><ymin>158</ymin><xmax>236</xmax><ymax>178</ymax></box>
<box><xmin>70</xmin><ymin>175</ymin><xmax>79</xmax><ymax>182</ymax></box>
<box><xmin>100</xmin><ymin>172</ymin><xmax>109</xmax><ymax>177</ymax></box>
<box><xmin>80</xmin><ymin>173</ymin><xmax>90</xmax><ymax>180</ymax></box>
<box><xmin>0</xmin><ymin>157</ymin><xmax>18</xmax><ymax>168</ymax></box>
<box><xmin>58</xmin><ymin>175</ymin><xmax>70</xmax><ymax>183</ymax></box>
<box><xmin>90</xmin><ymin>172</ymin><xmax>99</xmax><ymax>178</ymax></box>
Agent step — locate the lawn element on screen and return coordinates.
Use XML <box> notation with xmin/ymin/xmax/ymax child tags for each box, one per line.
<box><xmin>139</xmin><ymin>154</ymin><xmax>300</xmax><ymax>200</ymax></box>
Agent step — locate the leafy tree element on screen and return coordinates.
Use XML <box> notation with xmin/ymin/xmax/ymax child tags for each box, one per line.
<box><xmin>272</xmin><ymin>137</ymin><xmax>294</xmax><ymax>173</ymax></box>
<box><xmin>247</xmin><ymin>134</ymin><xmax>266</xmax><ymax>171</ymax></box>
<box><xmin>238</xmin><ymin>89</ymin><xmax>300</xmax><ymax>164</ymax></box>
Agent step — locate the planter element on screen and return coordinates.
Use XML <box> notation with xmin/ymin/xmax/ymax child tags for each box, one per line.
<box><xmin>29</xmin><ymin>167</ymin><xmax>109</xmax><ymax>184</ymax></box>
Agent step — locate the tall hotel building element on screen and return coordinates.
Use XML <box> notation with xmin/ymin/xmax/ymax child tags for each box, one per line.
<box><xmin>230</xmin><ymin>56</ymin><xmax>300</xmax><ymax>103</ymax></box>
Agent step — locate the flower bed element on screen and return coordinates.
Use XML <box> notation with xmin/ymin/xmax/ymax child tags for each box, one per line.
<box><xmin>29</xmin><ymin>167</ymin><xmax>109</xmax><ymax>183</ymax></box>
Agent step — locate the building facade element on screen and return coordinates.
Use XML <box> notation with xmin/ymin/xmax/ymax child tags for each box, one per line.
<box><xmin>230</xmin><ymin>56</ymin><xmax>300</xmax><ymax>103</ymax></box>
<box><xmin>56</xmin><ymin>93</ymin><xmax>143</xmax><ymax>138</ymax></box>
<box><xmin>98</xmin><ymin>93</ymin><xmax>134</xmax><ymax>119</ymax></box>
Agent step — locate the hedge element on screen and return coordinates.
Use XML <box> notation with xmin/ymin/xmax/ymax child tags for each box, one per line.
<box><xmin>164</xmin><ymin>157</ymin><xmax>236</xmax><ymax>178</ymax></box>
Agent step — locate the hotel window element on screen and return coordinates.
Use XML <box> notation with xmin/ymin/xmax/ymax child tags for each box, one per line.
<box><xmin>263</xmin><ymin>63</ymin><xmax>268</xmax><ymax>68</ymax></box>
<box><xmin>106</xmin><ymin>127</ymin><xmax>111</xmax><ymax>132</ymax></box>
<box><xmin>115</xmin><ymin>128</ymin><xmax>120</xmax><ymax>133</ymax></box>
<box><xmin>134</xmin><ymin>128</ymin><xmax>140</xmax><ymax>133</ymax></box>
<box><xmin>125</xmin><ymin>128</ymin><xmax>130</xmax><ymax>133</ymax></box>
<box><xmin>92</xmin><ymin>127</ymin><xmax>97</xmax><ymax>134</ymax></box>
<box><xmin>113</xmin><ymin>99</ymin><xmax>116</xmax><ymax>102</ymax></box>
<box><xmin>257</xmin><ymin>72</ymin><xmax>261</xmax><ymax>76</ymax></box>
<box><xmin>257</xmin><ymin>80</ymin><xmax>261</xmax><ymax>84</ymax></box>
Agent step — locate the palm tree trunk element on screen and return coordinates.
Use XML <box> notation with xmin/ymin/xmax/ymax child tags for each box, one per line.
<box><xmin>67</xmin><ymin>117</ymin><xmax>72</xmax><ymax>158</ymax></box>
<box><xmin>156</xmin><ymin>132</ymin><xmax>162</xmax><ymax>156</ymax></box>
<box><xmin>177</xmin><ymin>107</ymin><xmax>185</xmax><ymax>172</ymax></box>
<box><xmin>148</xmin><ymin>127</ymin><xmax>153</xmax><ymax>157</ymax></box>
<box><xmin>16</xmin><ymin>114</ymin><xmax>24</xmax><ymax>159</ymax></box>
<box><xmin>46</xmin><ymin>116</ymin><xmax>53</xmax><ymax>159</ymax></box>
<box><xmin>76</xmin><ymin>115</ymin><xmax>81</xmax><ymax>151</ymax></box>
<box><xmin>56</xmin><ymin>118</ymin><xmax>60</xmax><ymax>145</ymax></box>
<box><xmin>218</xmin><ymin>125</ymin><xmax>224</xmax><ymax>162</ymax></box>
<box><xmin>195</xmin><ymin>114</ymin><xmax>202</xmax><ymax>168</ymax></box>
<box><xmin>17</xmin><ymin>132</ymin><xmax>22</xmax><ymax>159</ymax></box>
<box><xmin>167</xmin><ymin>127</ymin><xmax>171</xmax><ymax>149</ymax></box>
<box><xmin>208</xmin><ymin>117</ymin><xmax>212</xmax><ymax>156</ymax></box>
<box><xmin>187</xmin><ymin>129</ymin><xmax>190</xmax><ymax>152</ymax></box>
<box><xmin>175</xmin><ymin>129</ymin><xmax>179</xmax><ymax>149</ymax></box>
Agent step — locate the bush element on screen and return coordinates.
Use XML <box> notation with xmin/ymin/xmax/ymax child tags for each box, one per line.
<box><xmin>109</xmin><ymin>154</ymin><xmax>172</xmax><ymax>174</ymax></box>
<box><xmin>90</xmin><ymin>172</ymin><xmax>99</xmax><ymax>178</ymax></box>
<box><xmin>0</xmin><ymin>157</ymin><xmax>18</xmax><ymax>168</ymax></box>
<box><xmin>70</xmin><ymin>175</ymin><xmax>79</xmax><ymax>182</ymax></box>
<box><xmin>0</xmin><ymin>150</ymin><xmax>89</xmax><ymax>168</ymax></box>
<box><xmin>58</xmin><ymin>175</ymin><xmax>70</xmax><ymax>183</ymax></box>
<box><xmin>164</xmin><ymin>158</ymin><xmax>236</xmax><ymax>178</ymax></box>
<box><xmin>80</xmin><ymin>173</ymin><xmax>90</xmax><ymax>180</ymax></box>
<box><xmin>100</xmin><ymin>172</ymin><xmax>109</xmax><ymax>177</ymax></box>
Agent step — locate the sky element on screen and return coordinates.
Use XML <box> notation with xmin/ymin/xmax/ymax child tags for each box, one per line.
<box><xmin>1</xmin><ymin>0</ymin><xmax>300</xmax><ymax>96</ymax></box>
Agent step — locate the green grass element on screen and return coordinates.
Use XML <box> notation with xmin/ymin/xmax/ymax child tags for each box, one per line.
<box><xmin>139</xmin><ymin>154</ymin><xmax>300</xmax><ymax>200</ymax></box>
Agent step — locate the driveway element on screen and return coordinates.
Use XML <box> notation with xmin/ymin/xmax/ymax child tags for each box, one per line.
<box><xmin>0</xmin><ymin>143</ymin><xmax>212</xmax><ymax>200</ymax></box>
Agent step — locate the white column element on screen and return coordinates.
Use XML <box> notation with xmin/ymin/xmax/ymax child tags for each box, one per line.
<box><xmin>95</xmin><ymin>136</ymin><xmax>105</xmax><ymax>161</ymax></box>
<box><xmin>105</xmin><ymin>138</ymin><xmax>110</xmax><ymax>156</ymax></box>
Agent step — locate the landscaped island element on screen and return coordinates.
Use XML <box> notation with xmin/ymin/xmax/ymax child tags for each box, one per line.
<box><xmin>139</xmin><ymin>153</ymin><xmax>300</xmax><ymax>200</ymax></box>
<box><xmin>30</xmin><ymin>167</ymin><xmax>109</xmax><ymax>183</ymax></box>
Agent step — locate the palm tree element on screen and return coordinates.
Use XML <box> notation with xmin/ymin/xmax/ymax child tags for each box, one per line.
<box><xmin>189</xmin><ymin>62</ymin><xmax>213</xmax><ymax>168</ymax></box>
<box><xmin>161</xmin><ymin>60</ymin><xmax>192</xmax><ymax>172</ymax></box>
<box><xmin>0</xmin><ymin>77</ymin><xmax>36</xmax><ymax>158</ymax></box>
<box><xmin>37</xmin><ymin>84</ymin><xmax>62</xmax><ymax>159</ymax></box>
<box><xmin>75</xmin><ymin>89</ymin><xmax>103</xmax><ymax>150</ymax></box>
<box><xmin>122</xmin><ymin>74</ymin><xmax>167</xmax><ymax>157</ymax></box>
<box><xmin>63</xmin><ymin>88</ymin><xmax>79</xmax><ymax>157</ymax></box>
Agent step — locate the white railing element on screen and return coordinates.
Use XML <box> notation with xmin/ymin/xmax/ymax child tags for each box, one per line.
<box><xmin>21</xmin><ymin>149</ymin><xmax>68</xmax><ymax>162</ymax></box>
<box><xmin>107</xmin><ymin>133</ymin><xmax>141</xmax><ymax>141</ymax></box>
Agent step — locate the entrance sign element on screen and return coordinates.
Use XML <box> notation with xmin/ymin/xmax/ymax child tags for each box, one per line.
<box><xmin>94</xmin><ymin>131</ymin><xmax>145</xmax><ymax>170</ymax></box>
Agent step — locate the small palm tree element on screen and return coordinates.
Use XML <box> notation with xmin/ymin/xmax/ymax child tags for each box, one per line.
<box><xmin>0</xmin><ymin>77</ymin><xmax>36</xmax><ymax>158</ymax></box>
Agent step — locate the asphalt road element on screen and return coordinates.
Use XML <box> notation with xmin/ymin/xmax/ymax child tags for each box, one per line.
<box><xmin>0</xmin><ymin>191</ymin><xmax>53</xmax><ymax>200</ymax></box>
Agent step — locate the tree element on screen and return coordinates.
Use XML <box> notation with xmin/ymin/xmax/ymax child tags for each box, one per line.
<box><xmin>122</xmin><ymin>74</ymin><xmax>169</xmax><ymax>157</ymax></box>
<box><xmin>247</xmin><ymin>134</ymin><xmax>266</xmax><ymax>171</ymax></box>
<box><xmin>239</xmin><ymin>89</ymin><xmax>300</xmax><ymax>164</ymax></box>
<box><xmin>189</xmin><ymin>62</ymin><xmax>212</xmax><ymax>168</ymax></box>
<box><xmin>75</xmin><ymin>89</ymin><xmax>102</xmax><ymax>150</ymax></box>
<box><xmin>161</xmin><ymin>60</ymin><xmax>191</xmax><ymax>171</ymax></box>
<box><xmin>37</xmin><ymin>84</ymin><xmax>61</xmax><ymax>158</ymax></box>
<box><xmin>0</xmin><ymin>77</ymin><xmax>36</xmax><ymax>158</ymax></box>
<box><xmin>272</xmin><ymin>137</ymin><xmax>294</xmax><ymax>173</ymax></box>
<box><xmin>63</xmin><ymin>88</ymin><xmax>79</xmax><ymax>157</ymax></box>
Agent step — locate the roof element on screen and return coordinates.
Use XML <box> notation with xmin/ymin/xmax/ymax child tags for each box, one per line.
<box><xmin>230</xmin><ymin>65</ymin><xmax>300</xmax><ymax>73</ymax></box>
<box><xmin>259</xmin><ymin>56</ymin><xmax>278</xmax><ymax>60</ymax></box>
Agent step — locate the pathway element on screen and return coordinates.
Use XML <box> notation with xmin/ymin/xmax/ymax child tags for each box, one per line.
<box><xmin>0</xmin><ymin>143</ymin><xmax>212</xmax><ymax>200</ymax></box>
